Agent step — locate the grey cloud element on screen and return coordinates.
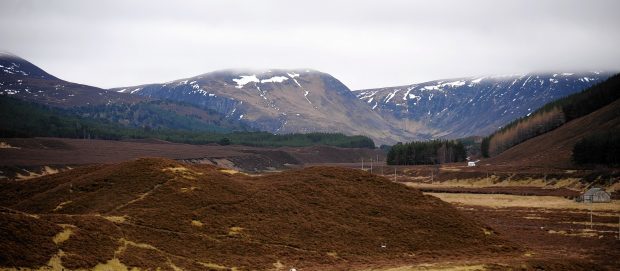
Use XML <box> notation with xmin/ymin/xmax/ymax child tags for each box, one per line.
<box><xmin>1</xmin><ymin>0</ymin><xmax>619</xmax><ymax>90</ymax></box>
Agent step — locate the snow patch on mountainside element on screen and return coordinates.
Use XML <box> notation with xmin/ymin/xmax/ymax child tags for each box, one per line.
<box><xmin>233</xmin><ymin>75</ymin><xmax>260</xmax><ymax>88</ymax></box>
<box><xmin>384</xmin><ymin>89</ymin><xmax>400</xmax><ymax>103</ymax></box>
<box><xmin>261</xmin><ymin>76</ymin><xmax>288</xmax><ymax>83</ymax></box>
<box><xmin>233</xmin><ymin>74</ymin><xmax>290</xmax><ymax>88</ymax></box>
<box><xmin>1</xmin><ymin>62</ymin><xmax>29</xmax><ymax>76</ymax></box>
<box><xmin>352</xmin><ymin>71</ymin><xmax>613</xmax><ymax>138</ymax></box>
<box><xmin>441</xmin><ymin>80</ymin><xmax>466</xmax><ymax>88</ymax></box>
<box><xmin>287</xmin><ymin>72</ymin><xmax>312</xmax><ymax>104</ymax></box>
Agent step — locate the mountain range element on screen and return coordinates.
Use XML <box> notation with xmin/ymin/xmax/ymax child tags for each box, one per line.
<box><xmin>0</xmin><ymin>52</ymin><xmax>143</xmax><ymax>107</ymax></box>
<box><xmin>355</xmin><ymin>72</ymin><xmax>614</xmax><ymax>138</ymax></box>
<box><xmin>111</xmin><ymin>69</ymin><xmax>416</xmax><ymax>144</ymax></box>
<box><xmin>1</xmin><ymin>52</ymin><xmax>615</xmax><ymax>144</ymax></box>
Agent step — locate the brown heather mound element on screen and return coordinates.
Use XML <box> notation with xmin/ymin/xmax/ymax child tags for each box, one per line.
<box><xmin>0</xmin><ymin>158</ymin><xmax>516</xmax><ymax>270</ymax></box>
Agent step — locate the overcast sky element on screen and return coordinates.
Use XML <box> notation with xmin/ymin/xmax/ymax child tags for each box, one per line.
<box><xmin>1</xmin><ymin>0</ymin><xmax>619</xmax><ymax>90</ymax></box>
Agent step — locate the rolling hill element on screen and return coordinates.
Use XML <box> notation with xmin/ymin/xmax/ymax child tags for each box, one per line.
<box><xmin>0</xmin><ymin>158</ymin><xmax>515</xmax><ymax>270</ymax></box>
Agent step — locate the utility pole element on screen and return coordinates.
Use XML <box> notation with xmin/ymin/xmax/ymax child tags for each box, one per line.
<box><xmin>370</xmin><ymin>158</ymin><xmax>373</xmax><ymax>174</ymax></box>
<box><xmin>361</xmin><ymin>158</ymin><xmax>364</xmax><ymax>170</ymax></box>
<box><xmin>394</xmin><ymin>168</ymin><xmax>397</xmax><ymax>182</ymax></box>
<box><xmin>590</xmin><ymin>200</ymin><xmax>593</xmax><ymax>230</ymax></box>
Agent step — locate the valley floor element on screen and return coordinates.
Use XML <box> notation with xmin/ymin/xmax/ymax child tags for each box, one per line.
<box><xmin>360</xmin><ymin>192</ymin><xmax>620</xmax><ymax>271</ymax></box>
<box><xmin>331</xmin><ymin>162</ymin><xmax>620</xmax><ymax>270</ymax></box>
<box><xmin>2</xmin><ymin>140</ymin><xmax>619</xmax><ymax>270</ymax></box>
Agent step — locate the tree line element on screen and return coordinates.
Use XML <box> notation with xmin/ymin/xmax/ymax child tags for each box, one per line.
<box><xmin>0</xmin><ymin>96</ymin><xmax>375</xmax><ymax>149</ymax></box>
<box><xmin>573</xmin><ymin>130</ymin><xmax>620</xmax><ymax>165</ymax></box>
<box><xmin>65</xmin><ymin>100</ymin><xmax>246</xmax><ymax>133</ymax></box>
<box><xmin>387</xmin><ymin>140</ymin><xmax>466</xmax><ymax>165</ymax></box>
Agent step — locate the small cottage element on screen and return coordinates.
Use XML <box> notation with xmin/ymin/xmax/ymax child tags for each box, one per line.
<box><xmin>579</xmin><ymin>187</ymin><xmax>611</xmax><ymax>203</ymax></box>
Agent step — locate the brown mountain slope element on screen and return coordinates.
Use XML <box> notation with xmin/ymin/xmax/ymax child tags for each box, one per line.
<box><xmin>113</xmin><ymin>70</ymin><xmax>428</xmax><ymax>144</ymax></box>
<box><xmin>487</xmin><ymin>98</ymin><xmax>620</xmax><ymax>169</ymax></box>
<box><xmin>0</xmin><ymin>52</ymin><xmax>145</xmax><ymax>107</ymax></box>
<box><xmin>0</xmin><ymin>158</ymin><xmax>515</xmax><ymax>270</ymax></box>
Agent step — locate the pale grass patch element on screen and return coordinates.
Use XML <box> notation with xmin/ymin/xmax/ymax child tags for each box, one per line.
<box><xmin>92</xmin><ymin>258</ymin><xmax>142</xmax><ymax>271</ymax></box>
<box><xmin>405</xmin><ymin>177</ymin><xmax>499</xmax><ymax>188</ymax></box>
<box><xmin>2</xmin><ymin>241</ymin><xmax>151</xmax><ymax>271</ymax></box>
<box><xmin>103</xmin><ymin>215</ymin><xmax>128</xmax><ymax>223</ymax></box>
<box><xmin>440</xmin><ymin>167</ymin><xmax>463</xmax><ymax>172</ymax></box>
<box><xmin>52</xmin><ymin>225</ymin><xmax>74</xmax><ymax>245</ymax></box>
<box><xmin>198</xmin><ymin>262</ymin><xmax>228</xmax><ymax>270</ymax></box>
<box><xmin>15</xmin><ymin>166</ymin><xmax>61</xmax><ymax>180</ymax></box>
<box><xmin>53</xmin><ymin>200</ymin><xmax>72</xmax><ymax>212</ymax></box>
<box><xmin>0</xmin><ymin>142</ymin><xmax>20</xmax><ymax>149</ymax></box>
<box><xmin>426</xmin><ymin>193</ymin><xmax>620</xmax><ymax>211</ymax></box>
<box><xmin>523</xmin><ymin>216</ymin><xmax>547</xmax><ymax>220</ymax></box>
<box><xmin>362</xmin><ymin>264</ymin><xmax>487</xmax><ymax>271</ymax></box>
<box><xmin>560</xmin><ymin>221</ymin><xmax>619</xmax><ymax>228</ymax></box>
<box><xmin>46</xmin><ymin>250</ymin><xmax>65</xmax><ymax>270</ymax></box>
<box><xmin>228</xmin><ymin>226</ymin><xmax>244</xmax><ymax>236</ymax></box>
<box><xmin>218</xmin><ymin>168</ymin><xmax>252</xmax><ymax>176</ymax></box>
<box><xmin>219</xmin><ymin>169</ymin><xmax>241</xmax><ymax>175</ymax></box>
<box><xmin>124</xmin><ymin>240</ymin><xmax>157</xmax><ymax>250</ymax></box>
<box><xmin>180</xmin><ymin>186</ymin><xmax>197</xmax><ymax>192</ymax></box>
<box><xmin>272</xmin><ymin>260</ymin><xmax>285</xmax><ymax>270</ymax></box>
<box><xmin>547</xmin><ymin>229</ymin><xmax>598</xmax><ymax>238</ymax></box>
<box><xmin>114</xmin><ymin>238</ymin><xmax>161</xmax><ymax>258</ymax></box>
<box><xmin>42</xmin><ymin>166</ymin><xmax>59</xmax><ymax>175</ymax></box>
<box><xmin>406</xmin><ymin>177</ymin><xmax>584</xmax><ymax>190</ymax></box>
<box><xmin>168</xmin><ymin>262</ymin><xmax>183</xmax><ymax>271</ymax></box>
<box><xmin>162</xmin><ymin>166</ymin><xmax>203</xmax><ymax>180</ymax></box>
<box><xmin>608</xmin><ymin>182</ymin><xmax>620</xmax><ymax>193</ymax></box>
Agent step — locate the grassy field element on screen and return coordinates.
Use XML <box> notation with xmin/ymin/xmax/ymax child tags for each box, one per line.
<box><xmin>426</xmin><ymin>192</ymin><xmax>620</xmax><ymax>211</ymax></box>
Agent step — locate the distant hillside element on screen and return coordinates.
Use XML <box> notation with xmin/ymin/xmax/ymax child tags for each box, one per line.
<box><xmin>2</xmin><ymin>52</ymin><xmax>615</xmax><ymax>144</ymax></box>
<box><xmin>0</xmin><ymin>158</ymin><xmax>513</xmax><ymax>270</ymax></box>
<box><xmin>0</xmin><ymin>52</ymin><xmax>144</xmax><ymax>107</ymax></box>
<box><xmin>65</xmin><ymin>100</ymin><xmax>247</xmax><ymax>133</ymax></box>
<box><xmin>482</xmin><ymin>74</ymin><xmax>620</xmax><ymax>158</ymax></box>
<box><xmin>111</xmin><ymin>69</ymin><xmax>420</xmax><ymax>144</ymax></box>
<box><xmin>487</xmin><ymin>98</ymin><xmax>620</xmax><ymax>169</ymax></box>
<box><xmin>0</xmin><ymin>53</ymin><xmax>250</xmax><ymax>134</ymax></box>
<box><xmin>485</xmin><ymin>75</ymin><xmax>620</xmax><ymax>168</ymax></box>
<box><xmin>0</xmin><ymin>53</ymin><xmax>418</xmax><ymax>144</ymax></box>
<box><xmin>354</xmin><ymin>72</ymin><xmax>614</xmax><ymax>139</ymax></box>
<box><xmin>0</xmin><ymin>96</ymin><xmax>375</xmax><ymax>148</ymax></box>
